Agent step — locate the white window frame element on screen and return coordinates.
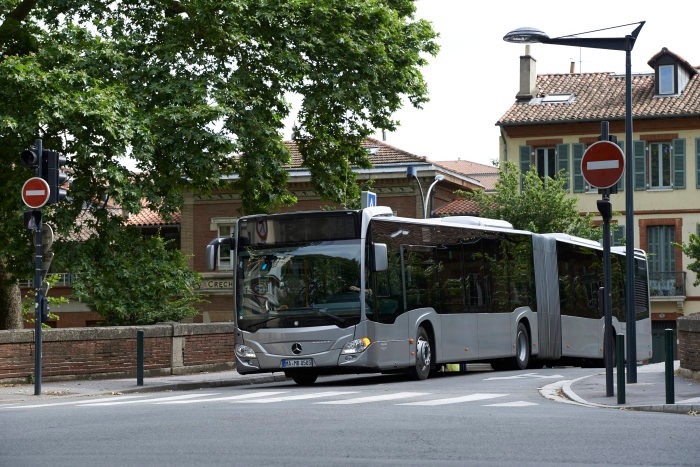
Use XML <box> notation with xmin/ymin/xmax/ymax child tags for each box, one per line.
<box><xmin>649</xmin><ymin>142</ymin><xmax>672</xmax><ymax>189</ymax></box>
<box><xmin>210</xmin><ymin>217</ymin><xmax>237</xmax><ymax>270</ymax></box>
<box><xmin>658</xmin><ymin>65</ymin><xmax>675</xmax><ymax>95</ymax></box>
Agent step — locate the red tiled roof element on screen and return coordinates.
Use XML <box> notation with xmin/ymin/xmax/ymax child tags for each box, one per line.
<box><xmin>434</xmin><ymin>198</ymin><xmax>482</xmax><ymax>216</ymax></box>
<box><xmin>126</xmin><ymin>207</ymin><xmax>181</xmax><ymax>227</ymax></box>
<box><xmin>284</xmin><ymin>137</ymin><xmax>427</xmax><ymax>168</ymax></box>
<box><xmin>433</xmin><ymin>160</ymin><xmax>498</xmax><ymax>191</ymax></box>
<box><xmin>498</xmin><ymin>60</ymin><xmax>700</xmax><ymax>126</ymax></box>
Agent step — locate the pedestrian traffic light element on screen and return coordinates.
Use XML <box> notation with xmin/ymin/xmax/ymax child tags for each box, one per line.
<box><xmin>41</xmin><ymin>150</ymin><xmax>68</xmax><ymax>204</ymax></box>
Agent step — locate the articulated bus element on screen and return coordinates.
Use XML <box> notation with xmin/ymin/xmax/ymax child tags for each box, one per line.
<box><xmin>206</xmin><ymin>207</ymin><xmax>652</xmax><ymax>385</ymax></box>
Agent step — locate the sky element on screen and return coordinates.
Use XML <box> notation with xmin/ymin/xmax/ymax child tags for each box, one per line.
<box><xmin>312</xmin><ymin>0</ymin><xmax>698</xmax><ymax>167</ymax></box>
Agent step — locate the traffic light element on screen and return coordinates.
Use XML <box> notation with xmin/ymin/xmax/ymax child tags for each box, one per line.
<box><xmin>20</xmin><ymin>147</ymin><xmax>42</xmax><ymax>176</ymax></box>
<box><xmin>41</xmin><ymin>150</ymin><xmax>68</xmax><ymax>204</ymax></box>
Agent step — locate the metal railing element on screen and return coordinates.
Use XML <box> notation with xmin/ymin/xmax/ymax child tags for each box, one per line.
<box><xmin>648</xmin><ymin>271</ymin><xmax>686</xmax><ymax>298</ymax></box>
<box><xmin>18</xmin><ymin>272</ymin><xmax>74</xmax><ymax>288</ymax></box>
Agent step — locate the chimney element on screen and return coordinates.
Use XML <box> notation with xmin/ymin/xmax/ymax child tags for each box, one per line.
<box><xmin>517</xmin><ymin>45</ymin><xmax>538</xmax><ymax>101</ymax></box>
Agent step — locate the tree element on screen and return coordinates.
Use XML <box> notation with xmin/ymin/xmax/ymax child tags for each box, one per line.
<box><xmin>458</xmin><ymin>161</ymin><xmax>601</xmax><ymax>239</ymax></box>
<box><xmin>70</xmin><ymin>229</ymin><xmax>201</xmax><ymax>326</ymax></box>
<box><xmin>0</xmin><ymin>0</ymin><xmax>438</xmax><ymax>328</ymax></box>
<box><xmin>675</xmin><ymin>234</ymin><xmax>700</xmax><ymax>287</ymax></box>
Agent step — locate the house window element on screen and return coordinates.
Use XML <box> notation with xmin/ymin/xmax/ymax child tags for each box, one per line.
<box><xmin>611</xmin><ymin>224</ymin><xmax>625</xmax><ymax>247</ymax></box>
<box><xmin>658</xmin><ymin>65</ymin><xmax>675</xmax><ymax>95</ymax></box>
<box><xmin>535</xmin><ymin>147</ymin><xmax>556</xmax><ymax>179</ymax></box>
<box><xmin>647</xmin><ymin>225</ymin><xmax>676</xmax><ymax>296</ymax></box>
<box><xmin>649</xmin><ymin>142</ymin><xmax>672</xmax><ymax>188</ymax></box>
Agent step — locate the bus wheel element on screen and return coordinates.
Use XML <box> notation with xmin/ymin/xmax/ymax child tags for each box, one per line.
<box><xmin>514</xmin><ymin>322</ymin><xmax>531</xmax><ymax>370</ymax></box>
<box><xmin>411</xmin><ymin>327</ymin><xmax>432</xmax><ymax>380</ymax></box>
<box><xmin>286</xmin><ymin>371</ymin><xmax>318</xmax><ymax>386</ymax></box>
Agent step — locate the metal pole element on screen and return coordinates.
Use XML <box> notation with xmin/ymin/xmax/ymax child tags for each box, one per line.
<box><xmin>33</xmin><ymin>138</ymin><xmax>43</xmax><ymax>396</ymax></box>
<box><xmin>665</xmin><ymin>328</ymin><xmax>674</xmax><ymax>404</ymax></box>
<box><xmin>137</xmin><ymin>329</ymin><xmax>144</xmax><ymax>386</ymax></box>
<box><xmin>597</xmin><ymin>122</ymin><xmax>614</xmax><ymax>398</ymax></box>
<box><xmin>624</xmin><ymin>36</ymin><xmax>638</xmax><ymax>384</ymax></box>
<box><xmin>616</xmin><ymin>333</ymin><xmax>625</xmax><ymax>404</ymax></box>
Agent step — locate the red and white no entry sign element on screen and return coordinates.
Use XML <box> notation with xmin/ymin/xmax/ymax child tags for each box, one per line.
<box><xmin>21</xmin><ymin>177</ymin><xmax>51</xmax><ymax>209</ymax></box>
<box><xmin>581</xmin><ymin>141</ymin><xmax>625</xmax><ymax>189</ymax></box>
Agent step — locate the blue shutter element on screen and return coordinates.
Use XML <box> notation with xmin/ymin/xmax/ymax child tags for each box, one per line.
<box><xmin>519</xmin><ymin>145</ymin><xmax>532</xmax><ymax>191</ymax></box>
<box><xmin>672</xmin><ymin>138</ymin><xmax>685</xmax><ymax>189</ymax></box>
<box><xmin>633</xmin><ymin>140</ymin><xmax>646</xmax><ymax>191</ymax></box>
<box><xmin>556</xmin><ymin>143</ymin><xmax>570</xmax><ymax>190</ymax></box>
<box><xmin>572</xmin><ymin>143</ymin><xmax>585</xmax><ymax>193</ymax></box>
<box><xmin>615</xmin><ymin>140</ymin><xmax>624</xmax><ymax>192</ymax></box>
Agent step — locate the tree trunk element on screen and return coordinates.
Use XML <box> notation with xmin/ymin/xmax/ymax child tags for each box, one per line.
<box><xmin>0</xmin><ymin>262</ymin><xmax>22</xmax><ymax>329</ymax></box>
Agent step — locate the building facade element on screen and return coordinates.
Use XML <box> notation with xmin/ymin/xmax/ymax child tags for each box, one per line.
<box><xmin>497</xmin><ymin>47</ymin><xmax>700</xmax><ymax>348</ymax></box>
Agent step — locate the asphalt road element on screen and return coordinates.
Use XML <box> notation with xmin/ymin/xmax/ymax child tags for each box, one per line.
<box><xmin>2</xmin><ymin>368</ymin><xmax>699</xmax><ymax>466</ymax></box>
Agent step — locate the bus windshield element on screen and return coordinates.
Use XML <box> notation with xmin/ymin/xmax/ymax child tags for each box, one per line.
<box><xmin>237</xmin><ymin>239</ymin><xmax>363</xmax><ymax>331</ymax></box>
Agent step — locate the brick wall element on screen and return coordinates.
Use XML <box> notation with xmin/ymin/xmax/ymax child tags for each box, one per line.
<box><xmin>678</xmin><ymin>314</ymin><xmax>700</xmax><ymax>373</ymax></box>
<box><xmin>0</xmin><ymin>323</ymin><xmax>235</xmax><ymax>383</ymax></box>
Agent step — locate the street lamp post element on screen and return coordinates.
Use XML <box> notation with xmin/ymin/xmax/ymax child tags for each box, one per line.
<box><xmin>504</xmin><ymin>22</ymin><xmax>644</xmax><ymax>384</ymax></box>
<box><xmin>407</xmin><ymin>167</ymin><xmax>444</xmax><ymax>218</ymax></box>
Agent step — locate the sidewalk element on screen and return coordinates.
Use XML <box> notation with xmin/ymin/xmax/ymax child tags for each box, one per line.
<box><xmin>559</xmin><ymin>361</ymin><xmax>700</xmax><ymax>415</ymax></box>
<box><xmin>2</xmin><ymin>363</ymin><xmax>699</xmax><ymax>414</ymax></box>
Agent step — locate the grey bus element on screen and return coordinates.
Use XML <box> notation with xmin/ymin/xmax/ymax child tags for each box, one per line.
<box><xmin>206</xmin><ymin>206</ymin><xmax>652</xmax><ymax>385</ymax></box>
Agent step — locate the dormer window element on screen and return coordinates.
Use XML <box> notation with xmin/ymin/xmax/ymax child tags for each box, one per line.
<box><xmin>658</xmin><ymin>64</ymin><xmax>675</xmax><ymax>95</ymax></box>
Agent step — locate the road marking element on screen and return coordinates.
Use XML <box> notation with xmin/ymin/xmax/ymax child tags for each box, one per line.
<box><xmin>157</xmin><ymin>391</ymin><xmax>288</xmax><ymax>404</ymax></box>
<box><xmin>232</xmin><ymin>391</ymin><xmax>358</xmax><ymax>404</ymax></box>
<box><xmin>484</xmin><ymin>401</ymin><xmax>538</xmax><ymax>407</ymax></box>
<box><xmin>1</xmin><ymin>395</ymin><xmax>150</xmax><ymax>409</ymax></box>
<box><xmin>315</xmin><ymin>392</ymin><xmax>429</xmax><ymax>405</ymax></box>
<box><xmin>398</xmin><ymin>393</ymin><xmax>507</xmax><ymax>406</ymax></box>
<box><xmin>484</xmin><ymin>373</ymin><xmax>563</xmax><ymax>381</ymax></box>
<box><xmin>80</xmin><ymin>393</ymin><xmax>219</xmax><ymax>406</ymax></box>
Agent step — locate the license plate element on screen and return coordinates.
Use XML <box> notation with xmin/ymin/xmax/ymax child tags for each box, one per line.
<box><xmin>281</xmin><ymin>358</ymin><xmax>313</xmax><ymax>368</ymax></box>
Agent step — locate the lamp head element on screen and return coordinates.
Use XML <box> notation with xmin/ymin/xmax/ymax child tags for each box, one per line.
<box><xmin>503</xmin><ymin>27</ymin><xmax>550</xmax><ymax>44</ymax></box>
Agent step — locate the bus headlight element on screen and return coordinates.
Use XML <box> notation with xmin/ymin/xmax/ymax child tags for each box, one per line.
<box><xmin>341</xmin><ymin>337</ymin><xmax>371</xmax><ymax>354</ymax></box>
<box><xmin>235</xmin><ymin>344</ymin><xmax>256</xmax><ymax>359</ymax></box>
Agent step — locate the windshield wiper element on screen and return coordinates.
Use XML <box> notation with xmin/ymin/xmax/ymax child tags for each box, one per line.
<box><xmin>245</xmin><ymin>315</ymin><xmax>282</xmax><ymax>331</ymax></box>
<box><xmin>314</xmin><ymin>307</ymin><xmax>348</xmax><ymax>327</ymax></box>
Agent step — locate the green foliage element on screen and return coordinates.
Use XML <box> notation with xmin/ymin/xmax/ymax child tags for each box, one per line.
<box><xmin>675</xmin><ymin>234</ymin><xmax>700</xmax><ymax>286</ymax></box>
<box><xmin>21</xmin><ymin>274</ymin><xmax>67</xmax><ymax>327</ymax></box>
<box><xmin>458</xmin><ymin>161</ymin><xmax>601</xmax><ymax>240</ymax></box>
<box><xmin>70</xmin><ymin>228</ymin><xmax>202</xmax><ymax>325</ymax></box>
<box><xmin>0</xmin><ymin>0</ymin><xmax>437</xmax><ymax>327</ymax></box>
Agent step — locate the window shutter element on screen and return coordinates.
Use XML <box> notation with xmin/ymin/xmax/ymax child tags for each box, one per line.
<box><xmin>519</xmin><ymin>145</ymin><xmax>531</xmax><ymax>191</ymax></box>
<box><xmin>633</xmin><ymin>140</ymin><xmax>646</xmax><ymax>191</ymax></box>
<box><xmin>556</xmin><ymin>143</ymin><xmax>570</xmax><ymax>190</ymax></box>
<box><xmin>615</xmin><ymin>140</ymin><xmax>624</xmax><ymax>192</ymax></box>
<box><xmin>572</xmin><ymin>143</ymin><xmax>585</xmax><ymax>193</ymax></box>
<box><xmin>696</xmin><ymin>138</ymin><xmax>700</xmax><ymax>189</ymax></box>
<box><xmin>672</xmin><ymin>138</ymin><xmax>685</xmax><ymax>189</ymax></box>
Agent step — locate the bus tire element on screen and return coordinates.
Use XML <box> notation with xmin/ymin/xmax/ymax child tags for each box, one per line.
<box><xmin>514</xmin><ymin>322</ymin><xmax>531</xmax><ymax>370</ymax></box>
<box><xmin>411</xmin><ymin>326</ymin><xmax>433</xmax><ymax>380</ymax></box>
<box><xmin>286</xmin><ymin>371</ymin><xmax>318</xmax><ymax>386</ymax></box>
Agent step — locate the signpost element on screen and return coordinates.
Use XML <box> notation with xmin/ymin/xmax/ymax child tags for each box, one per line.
<box><xmin>582</xmin><ymin>122</ymin><xmax>624</xmax><ymax>398</ymax></box>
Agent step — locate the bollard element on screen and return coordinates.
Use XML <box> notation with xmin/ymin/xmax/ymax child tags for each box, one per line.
<box><xmin>137</xmin><ymin>329</ymin><xmax>144</xmax><ymax>386</ymax></box>
<box><xmin>616</xmin><ymin>334</ymin><xmax>625</xmax><ymax>404</ymax></box>
<box><xmin>664</xmin><ymin>328</ymin><xmax>674</xmax><ymax>404</ymax></box>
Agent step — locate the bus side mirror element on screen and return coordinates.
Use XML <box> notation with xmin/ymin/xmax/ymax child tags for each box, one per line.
<box><xmin>373</xmin><ymin>243</ymin><xmax>388</xmax><ymax>272</ymax></box>
<box><xmin>205</xmin><ymin>237</ymin><xmax>234</xmax><ymax>271</ymax></box>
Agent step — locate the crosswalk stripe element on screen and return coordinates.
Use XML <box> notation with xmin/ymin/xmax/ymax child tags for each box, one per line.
<box><xmin>484</xmin><ymin>401</ymin><xmax>538</xmax><ymax>407</ymax></box>
<box><xmin>398</xmin><ymin>393</ymin><xmax>507</xmax><ymax>406</ymax></box>
<box><xmin>156</xmin><ymin>391</ymin><xmax>288</xmax><ymax>404</ymax></box>
<box><xmin>315</xmin><ymin>392</ymin><xmax>429</xmax><ymax>405</ymax></box>
<box><xmin>2</xmin><ymin>395</ymin><xmax>149</xmax><ymax>409</ymax></box>
<box><xmin>80</xmin><ymin>393</ymin><xmax>219</xmax><ymax>406</ymax></box>
<box><xmin>232</xmin><ymin>391</ymin><xmax>358</xmax><ymax>404</ymax></box>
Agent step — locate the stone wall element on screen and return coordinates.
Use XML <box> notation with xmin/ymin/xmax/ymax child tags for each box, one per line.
<box><xmin>678</xmin><ymin>314</ymin><xmax>700</xmax><ymax>381</ymax></box>
<box><xmin>0</xmin><ymin>323</ymin><xmax>235</xmax><ymax>383</ymax></box>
